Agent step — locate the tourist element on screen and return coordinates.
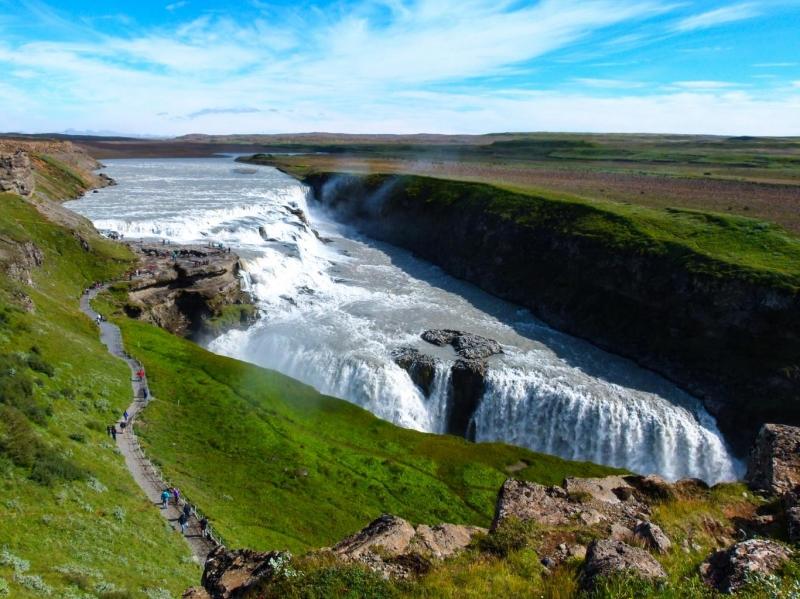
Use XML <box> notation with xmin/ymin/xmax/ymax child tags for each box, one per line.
<box><xmin>110</xmin><ymin>425</ymin><xmax>117</xmax><ymax>441</ymax></box>
<box><xmin>123</xmin><ymin>410</ymin><xmax>129</xmax><ymax>422</ymax></box>
<box><xmin>178</xmin><ymin>513</ymin><xmax>189</xmax><ymax>535</ymax></box>
<box><xmin>106</xmin><ymin>425</ymin><xmax>112</xmax><ymax>437</ymax></box>
<box><xmin>199</xmin><ymin>517</ymin><xmax>209</xmax><ymax>539</ymax></box>
<box><xmin>161</xmin><ymin>489</ymin><xmax>170</xmax><ymax>509</ymax></box>
<box><xmin>183</xmin><ymin>503</ymin><xmax>192</xmax><ymax>518</ymax></box>
<box><xmin>172</xmin><ymin>487</ymin><xmax>180</xmax><ymax>505</ymax></box>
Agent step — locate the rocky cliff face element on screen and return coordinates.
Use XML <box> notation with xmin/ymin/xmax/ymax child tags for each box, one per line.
<box><xmin>124</xmin><ymin>243</ymin><xmax>255</xmax><ymax>339</ymax></box>
<box><xmin>0</xmin><ymin>138</ymin><xmax>115</xmax><ymax>201</ymax></box>
<box><xmin>0</xmin><ymin>150</ymin><xmax>35</xmax><ymax>196</ymax></box>
<box><xmin>304</xmin><ymin>173</ymin><xmax>800</xmax><ymax>453</ymax></box>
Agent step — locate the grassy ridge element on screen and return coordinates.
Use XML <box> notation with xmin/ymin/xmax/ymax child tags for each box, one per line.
<box><xmin>305</xmin><ymin>172</ymin><xmax>800</xmax><ymax>290</ymax></box>
<box><xmin>92</xmin><ymin>289</ymin><xmax>620</xmax><ymax>553</ymax></box>
<box><xmin>0</xmin><ymin>193</ymin><xmax>199</xmax><ymax>597</ymax></box>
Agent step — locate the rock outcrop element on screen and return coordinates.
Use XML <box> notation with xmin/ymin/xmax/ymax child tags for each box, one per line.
<box><xmin>746</xmin><ymin>423</ymin><xmax>800</xmax><ymax>496</ymax></box>
<box><xmin>392</xmin><ymin>347</ymin><xmax>439</xmax><ymax>397</ymax></box>
<box><xmin>186</xmin><ymin>546</ymin><xmax>290</xmax><ymax>599</ymax></box>
<box><xmin>0</xmin><ymin>150</ymin><xmax>34</xmax><ymax>196</ymax></box>
<box><xmin>580</xmin><ymin>539</ymin><xmax>667</xmax><ymax>590</ymax></box>
<box><xmin>124</xmin><ymin>242</ymin><xmax>254</xmax><ymax>339</ymax></box>
<box><xmin>332</xmin><ymin>514</ymin><xmax>485</xmax><ymax>579</ymax></box>
<box><xmin>633</xmin><ymin>521</ymin><xmax>672</xmax><ymax>554</ymax></box>
<box><xmin>492</xmin><ymin>476</ymin><xmax>649</xmax><ymax>533</ymax></box>
<box><xmin>421</xmin><ymin>329</ymin><xmax>502</xmax><ymax>360</ymax></box>
<box><xmin>784</xmin><ymin>486</ymin><xmax>800</xmax><ymax>544</ymax></box>
<box><xmin>700</xmin><ymin>539</ymin><xmax>793</xmax><ymax>593</ymax></box>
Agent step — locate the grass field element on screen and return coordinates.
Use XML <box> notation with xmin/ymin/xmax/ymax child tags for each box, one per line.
<box><xmin>0</xmin><ymin>193</ymin><xmax>199</xmax><ymax>598</ymax></box>
<box><xmin>226</xmin><ymin>133</ymin><xmax>800</xmax><ymax>234</ymax></box>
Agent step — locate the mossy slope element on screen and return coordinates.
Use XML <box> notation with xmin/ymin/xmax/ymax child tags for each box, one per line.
<box><xmin>0</xmin><ymin>189</ymin><xmax>199</xmax><ymax>598</ymax></box>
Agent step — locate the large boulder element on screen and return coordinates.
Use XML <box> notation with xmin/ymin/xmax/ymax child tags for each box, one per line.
<box><xmin>409</xmin><ymin>523</ymin><xmax>486</xmax><ymax>559</ymax></box>
<box><xmin>493</xmin><ymin>477</ymin><xmax>648</xmax><ymax>533</ymax></box>
<box><xmin>700</xmin><ymin>539</ymin><xmax>793</xmax><ymax>593</ymax></box>
<box><xmin>746</xmin><ymin>423</ymin><xmax>800</xmax><ymax>496</ymax></box>
<box><xmin>392</xmin><ymin>347</ymin><xmax>439</xmax><ymax>397</ymax></box>
<box><xmin>785</xmin><ymin>486</ymin><xmax>800</xmax><ymax>544</ymax></box>
<box><xmin>333</xmin><ymin>514</ymin><xmax>483</xmax><ymax>579</ymax></box>
<box><xmin>633</xmin><ymin>520</ymin><xmax>672</xmax><ymax>554</ymax></box>
<box><xmin>492</xmin><ymin>479</ymin><xmax>575</xmax><ymax>529</ymax></box>
<box><xmin>564</xmin><ymin>475</ymin><xmax>633</xmax><ymax>504</ymax></box>
<box><xmin>333</xmin><ymin>514</ymin><xmax>417</xmax><ymax>561</ymax></box>
<box><xmin>0</xmin><ymin>150</ymin><xmax>34</xmax><ymax>196</ymax></box>
<box><xmin>580</xmin><ymin>539</ymin><xmax>667</xmax><ymax>590</ymax></box>
<box><xmin>200</xmin><ymin>546</ymin><xmax>291</xmax><ymax>599</ymax></box>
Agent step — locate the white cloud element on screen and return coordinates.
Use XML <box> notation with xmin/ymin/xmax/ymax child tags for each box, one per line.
<box><xmin>754</xmin><ymin>62</ymin><xmax>798</xmax><ymax>68</ymax></box>
<box><xmin>0</xmin><ymin>0</ymin><xmax>798</xmax><ymax>136</ymax></box>
<box><xmin>573</xmin><ymin>78</ymin><xmax>645</xmax><ymax>89</ymax></box>
<box><xmin>672</xmin><ymin>80</ymin><xmax>739</xmax><ymax>89</ymax></box>
<box><xmin>166</xmin><ymin>1</ymin><xmax>188</xmax><ymax>11</ymax></box>
<box><xmin>673</xmin><ymin>3</ymin><xmax>760</xmax><ymax>32</ymax></box>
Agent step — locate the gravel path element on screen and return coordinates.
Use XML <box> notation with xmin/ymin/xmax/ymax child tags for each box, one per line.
<box><xmin>80</xmin><ymin>285</ymin><xmax>217</xmax><ymax>563</ymax></box>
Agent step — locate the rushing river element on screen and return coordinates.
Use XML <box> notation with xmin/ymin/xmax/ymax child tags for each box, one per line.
<box><xmin>65</xmin><ymin>157</ymin><xmax>743</xmax><ymax>483</ymax></box>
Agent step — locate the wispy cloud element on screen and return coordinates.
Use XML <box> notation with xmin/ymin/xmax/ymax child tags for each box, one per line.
<box><xmin>754</xmin><ymin>62</ymin><xmax>798</xmax><ymax>68</ymax></box>
<box><xmin>573</xmin><ymin>78</ymin><xmax>645</xmax><ymax>89</ymax></box>
<box><xmin>672</xmin><ymin>80</ymin><xmax>740</xmax><ymax>89</ymax></box>
<box><xmin>184</xmin><ymin>107</ymin><xmax>263</xmax><ymax>119</ymax></box>
<box><xmin>673</xmin><ymin>3</ymin><xmax>760</xmax><ymax>32</ymax></box>
<box><xmin>0</xmin><ymin>0</ymin><xmax>798</xmax><ymax>135</ymax></box>
<box><xmin>166</xmin><ymin>1</ymin><xmax>188</xmax><ymax>11</ymax></box>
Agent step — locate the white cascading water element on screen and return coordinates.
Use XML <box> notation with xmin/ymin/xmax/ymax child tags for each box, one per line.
<box><xmin>66</xmin><ymin>157</ymin><xmax>743</xmax><ymax>483</ymax></box>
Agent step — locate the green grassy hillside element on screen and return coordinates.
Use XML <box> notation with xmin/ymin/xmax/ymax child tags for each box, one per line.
<box><xmin>0</xmin><ymin>193</ymin><xmax>199</xmax><ymax>598</ymax></box>
<box><xmin>90</xmin><ymin>292</ymin><xmax>619</xmax><ymax>553</ymax></box>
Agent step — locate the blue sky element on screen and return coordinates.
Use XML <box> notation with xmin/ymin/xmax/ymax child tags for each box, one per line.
<box><xmin>0</xmin><ymin>0</ymin><xmax>798</xmax><ymax>135</ymax></box>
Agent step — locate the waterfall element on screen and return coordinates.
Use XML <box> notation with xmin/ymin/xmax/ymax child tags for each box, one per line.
<box><xmin>66</xmin><ymin>156</ymin><xmax>743</xmax><ymax>484</ymax></box>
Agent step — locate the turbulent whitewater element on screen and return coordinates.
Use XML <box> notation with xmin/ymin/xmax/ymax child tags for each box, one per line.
<box><xmin>66</xmin><ymin>157</ymin><xmax>742</xmax><ymax>483</ymax></box>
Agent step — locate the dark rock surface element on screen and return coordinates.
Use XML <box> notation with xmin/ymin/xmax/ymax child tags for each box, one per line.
<box><xmin>581</xmin><ymin>539</ymin><xmax>667</xmax><ymax>590</ymax></box>
<box><xmin>785</xmin><ymin>486</ymin><xmax>800</xmax><ymax>544</ymax></box>
<box><xmin>746</xmin><ymin>423</ymin><xmax>800</xmax><ymax>496</ymax></box>
<box><xmin>700</xmin><ymin>539</ymin><xmax>793</xmax><ymax>593</ymax></box>
<box><xmin>419</xmin><ymin>329</ymin><xmax>502</xmax><ymax>437</ymax></box>
<box><xmin>421</xmin><ymin>329</ymin><xmax>502</xmax><ymax>360</ymax></box>
<box><xmin>392</xmin><ymin>347</ymin><xmax>439</xmax><ymax>397</ymax></box>
<box><xmin>449</xmin><ymin>358</ymin><xmax>486</xmax><ymax>438</ymax></box>
<box><xmin>197</xmin><ymin>545</ymin><xmax>291</xmax><ymax>598</ymax></box>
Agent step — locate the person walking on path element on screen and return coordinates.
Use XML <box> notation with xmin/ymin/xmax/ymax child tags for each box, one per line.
<box><xmin>199</xmin><ymin>517</ymin><xmax>209</xmax><ymax>539</ymax></box>
<box><xmin>123</xmin><ymin>410</ymin><xmax>129</xmax><ymax>422</ymax></box>
<box><xmin>172</xmin><ymin>487</ymin><xmax>180</xmax><ymax>506</ymax></box>
<box><xmin>178</xmin><ymin>513</ymin><xmax>189</xmax><ymax>535</ymax></box>
<box><xmin>161</xmin><ymin>489</ymin><xmax>171</xmax><ymax>509</ymax></box>
<box><xmin>110</xmin><ymin>425</ymin><xmax>117</xmax><ymax>441</ymax></box>
<box><xmin>182</xmin><ymin>503</ymin><xmax>192</xmax><ymax>519</ymax></box>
